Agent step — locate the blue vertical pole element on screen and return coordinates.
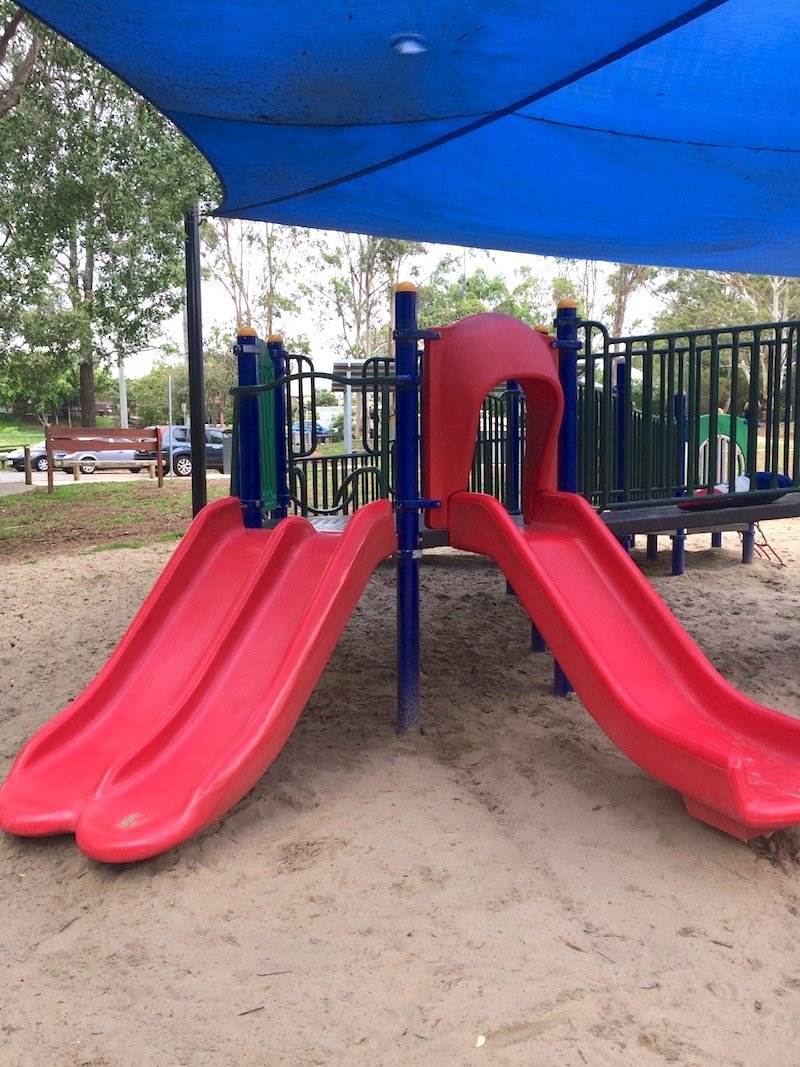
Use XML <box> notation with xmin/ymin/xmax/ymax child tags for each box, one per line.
<box><xmin>557</xmin><ymin>301</ymin><xmax>579</xmax><ymax>496</ymax></box>
<box><xmin>268</xmin><ymin>335</ymin><xmax>290</xmax><ymax>519</ymax></box>
<box><xmin>394</xmin><ymin>283</ymin><xmax>421</xmax><ymax>733</ymax></box>
<box><xmin>504</xmin><ymin>379</ymin><xmax>522</xmax><ymax>598</ymax></box>
<box><xmin>236</xmin><ymin>328</ymin><xmax>262</xmax><ymax>529</ymax></box>
<box><xmin>554</xmin><ymin>300</ymin><xmax>580</xmax><ymax>697</ymax></box>
<box><xmin>504</xmin><ymin>379</ymin><xmax>522</xmax><ymax>514</ymax></box>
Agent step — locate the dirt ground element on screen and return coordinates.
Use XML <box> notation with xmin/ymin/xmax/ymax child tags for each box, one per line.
<box><xmin>3</xmin><ymin>519</ymin><xmax>800</xmax><ymax>1065</ymax></box>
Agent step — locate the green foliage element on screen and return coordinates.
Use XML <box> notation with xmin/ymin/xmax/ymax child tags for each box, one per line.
<box><xmin>201</xmin><ymin>220</ymin><xmax>311</xmax><ymax>338</ymax></box>
<box><xmin>314</xmin><ymin>388</ymin><xmax>336</xmax><ymax>406</ymax></box>
<box><xmin>418</xmin><ymin>260</ymin><xmax>555</xmax><ymax>329</ymax></box>
<box><xmin>128</xmin><ymin>327</ymin><xmax>236</xmax><ymax>426</ymax></box>
<box><xmin>653</xmin><ymin>271</ymin><xmax>800</xmax><ymax>333</ymax></box>
<box><xmin>127</xmin><ymin>356</ymin><xmax>188</xmax><ymax>428</ymax></box>
<box><xmin>0</xmin><ymin>20</ymin><xmax>219</xmax><ymax>423</ymax></box>
<box><xmin>310</xmin><ymin>233</ymin><xmax>427</xmax><ymax>359</ymax></box>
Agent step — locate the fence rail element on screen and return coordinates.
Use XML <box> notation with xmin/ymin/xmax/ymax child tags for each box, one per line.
<box><xmin>276</xmin><ymin>317</ymin><xmax>800</xmax><ymax>518</ymax></box>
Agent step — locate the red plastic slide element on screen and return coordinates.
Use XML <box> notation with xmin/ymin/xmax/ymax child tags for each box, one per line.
<box><xmin>449</xmin><ymin>490</ymin><xmax>800</xmax><ymax>840</ymax></box>
<box><xmin>0</xmin><ymin>497</ymin><xmax>396</xmax><ymax>862</ymax></box>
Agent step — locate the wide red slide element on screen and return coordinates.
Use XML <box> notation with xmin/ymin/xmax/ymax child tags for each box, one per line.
<box><xmin>449</xmin><ymin>490</ymin><xmax>800</xmax><ymax>840</ymax></box>
<box><xmin>0</xmin><ymin>497</ymin><xmax>396</xmax><ymax>862</ymax></box>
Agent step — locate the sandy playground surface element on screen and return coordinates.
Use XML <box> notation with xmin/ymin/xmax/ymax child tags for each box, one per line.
<box><xmin>4</xmin><ymin>518</ymin><xmax>800</xmax><ymax>1065</ymax></box>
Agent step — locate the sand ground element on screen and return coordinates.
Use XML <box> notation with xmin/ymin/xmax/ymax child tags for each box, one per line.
<box><xmin>3</xmin><ymin>520</ymin><xmax>800</xmax><ymax>1065</ymax></box>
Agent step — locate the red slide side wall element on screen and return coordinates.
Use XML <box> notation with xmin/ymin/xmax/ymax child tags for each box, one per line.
<box><xmin>423</xmin><ymin>314</ymin><xmax>563</xmax><ymax>528</ymax></box>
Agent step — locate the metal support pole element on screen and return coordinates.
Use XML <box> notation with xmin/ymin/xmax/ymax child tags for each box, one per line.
<box><xmin>671</xmin><ymin>531</ymin><xmax>686</xmax><ymax>575</ymax></box>
<box><xmin>267</xmin><ymin>335</ymin><xmax>291</xmax><ymax>518</ymax></box>
<box><xmin>504</xmin><ymin>379</ymin><xmax>522</xmax><ymax>514</ymax></box>
<box><xmin>553</xmin><ymin>299</ymin><xmax>580</xmax><ymax>697</ymax></box>
<box><xmin>184</xmin><ymin>206</ymin><xmax>206</xmax><ymax>516</ymax></box>
<box><xmin>531</xmin><ymin>625</ymin><xmax>548</xmax><ymax>653</ymax></box>
<box><xmin>235</xmin><ymin>328</ymin><xmax>263</xmax><ymax>529</ymax></box>
<box><xmin>557</xmin><ymin>301</ymin><xmax>579</xmax><ymax>496</ymax></box>
<box><xmin>742</xmin><ymin>522</ymin><xmax>756</xmax><ymax>563</ymax></box>
<box><xmin>646</xmin><ymin>533</ymin><xmax>659</xmax><ymax>560</ymax></box>
<box><xmin>394</xmin><ymin>283</ymin><xmax>422</xmax><ymax>733</ymax></box>
<box><xmin>614</xmin><ymin>358</ymin><xmax>626</xmax><ymax>501</ymax></box>
<box><xmin>673</xmin><ymin>392</ymin><xmax>688</xmax><ymax>576</ymax></box>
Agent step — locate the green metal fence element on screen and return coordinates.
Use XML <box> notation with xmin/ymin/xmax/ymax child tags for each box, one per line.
<box><xmin>578</xmin><ymin>319</ymin><xmax>800</xmax><ymax>511</ymax></box>
<box><xmin>278</xmin><ymin>317</ymin><xmax>800</xmax><ymax>518</ymax></box>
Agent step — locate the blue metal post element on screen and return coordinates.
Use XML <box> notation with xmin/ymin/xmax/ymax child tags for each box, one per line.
<box><xmin>504</xmin><ymin>381</ymin><xmax>521</xmax><ymax>598</ymax></box>
<box><xmin>394</xmin><ymin>283</ymin><xmax>422</xmax><ymax>733</ymax></box>
<box><xmin>557</xmin><ymin>302</ymin><xmax>579</xmax><ymax>496</ymax></box>
<box><xmin>531</xmin><ymin>626</ymin><xmax>548</xmax><ymax>653</ymax></box>
<box><xmin>505</xmin><ymin>379</ymin><xmax>522</xmax><ymax>514</ymax></box>
<box><xmin>267</xmin><ymin>335</ymin><xmax>291</xmax><ymax>519</ymax></box>
<box><xmin>554</xmin><ymin>300</ymin><xmax>580</xmax><ymax>697</ymax></box>
<box><xmin>235</xmin><ymin>328</ymin><xmax>262</xmax><ymax>529</ymax></box>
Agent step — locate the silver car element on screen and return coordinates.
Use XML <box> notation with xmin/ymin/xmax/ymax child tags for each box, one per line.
<box><xmin>58</xmin><ymin>446</ymin><xmax>140</xmax><ymax>475</ymax></box>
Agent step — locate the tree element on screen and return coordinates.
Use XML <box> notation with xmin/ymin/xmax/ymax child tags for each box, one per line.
<box><xmin>127</xmin><ymin>353</ymin><xmax>188</xmax><ymax>428</ymax></box>
<box><xmin>552</xmin><ymin>258</ymin><xmax>604</xmax><ymax>320</ymax></box>
<box><xmin>652</xmin><ymin>270</ymin><xmax>800</xmax><ymax>412</ymax></box>
<box><xmin>654</xmin><ymin>271</ymin><xmax>800</xmax><ymax>334</ymax></box>
<box><xmin>128</xmin><ymin>328</ymin><xmax>236</xmax><ymax>427</ymax></box>
<box><xmin>0</xmin><ymin>305</ymin><xmax>78</xmax><ymax>422</ymax></box>
<box><xmin>0</xmin><ymin>4</ymin><xmax>40</xmax><ymax>119</ymax></box>
<box><xmin>604</xmin><ymin>263</ymin><xmax>659</xmax><ymax>337</ymax></box>
<box><xmin>312</xmin><ymin>233</ymin><xmax>427</xmax><ymax>360</ymax></box>
<box><xmin>418</xmin><ymin>259</ymin><xmax>554</xmax><ymax>329</ymax></box>
<box><xmin>201</xmin><ymin>219</ymin><xmax>312</xmax><ymax>342</ymax></box>
<box><xmin>0</xmin><ymin>29</ymin><xmax>218</xmax><ymax>424</ymax></box>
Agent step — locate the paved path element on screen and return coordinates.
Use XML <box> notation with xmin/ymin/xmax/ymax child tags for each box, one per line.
<box><xmin>0</xmin><ymin>469</ymin><xmax>228</xmax><ymax>496</ymax></box>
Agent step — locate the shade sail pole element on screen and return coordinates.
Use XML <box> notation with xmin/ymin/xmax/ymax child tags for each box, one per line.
<box><xmin>184</xmin><ymin>206</ymin><xmax>207</xmax><ymax>516</ymax></box>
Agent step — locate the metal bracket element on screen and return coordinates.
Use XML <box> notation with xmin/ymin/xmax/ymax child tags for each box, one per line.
<box><xmin>552</xmin><ymin>337</ymin><xmax>583</xmax><ymax>351</ymax></box>
<box><xmin>394</xmin><ymin>498</ymin><xmax>441</xmax><ymax>511</ymax></box>
<box><xmin>392</xmin><ymin>327</ymin><xmax>441</xmax><ymax>342</ymax></box>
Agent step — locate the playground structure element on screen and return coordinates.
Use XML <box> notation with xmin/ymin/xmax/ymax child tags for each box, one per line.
<box><xmin>4</xmin><ymin>290</ymin><xmax>800</xmax><ymax>861</ymax></box>
<box><xmin>284</xmin><ymin>313</ymin><xmax>800</xmax><ymax>572</ymax></box>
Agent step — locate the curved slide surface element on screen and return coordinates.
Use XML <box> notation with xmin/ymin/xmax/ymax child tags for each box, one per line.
<box><xmin>449</xmin><ymin>490</ymin><xmax>800</xmax><ymax>839</ymax></box>
<box><xmin>0</xmin><ymin>497</ymin><xmax>396</xmax><ymax>861</ymax></box>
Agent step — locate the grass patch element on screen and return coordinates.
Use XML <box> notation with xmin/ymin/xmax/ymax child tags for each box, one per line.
<box><xmin>0</xmin><ymin>414</ymin><xmax>46</xmax><ymax>449</ymax></box>
<box><xmin>0</xmin><ymin>479</ymin><xmax>231</xmax><ymax>562</ymax></box>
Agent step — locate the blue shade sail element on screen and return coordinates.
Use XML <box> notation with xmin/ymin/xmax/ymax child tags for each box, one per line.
<box><xmin>14</xmin><ymin>1</ymin><xmax>800</xmax><ymax>273</ymax></box>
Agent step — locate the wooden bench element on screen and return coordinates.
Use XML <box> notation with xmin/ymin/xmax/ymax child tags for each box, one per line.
<box><xmin>45</xmin><ymin>426</ymin><xmax>164</xmax><ymax>493</ymax></box>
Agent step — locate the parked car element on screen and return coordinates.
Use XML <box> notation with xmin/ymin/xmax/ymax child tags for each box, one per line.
<box><xmin>5</xmin><ymin>441</ymin><xmax>49</xmax><ymax>472</ymax></box>
<box><xmin>57</xmin><ymin>446</ymin><xmax>141</xmax><ymax>475</ymax></box>
<box><xmin>135</xmin><ymin>425</ymin><xmax>229</xmax><ymax>477</ymax></box>
<box><xmin>291</xmin><ymin>420</ymin><xmax>337</xmax><ymax>447</ymax></box>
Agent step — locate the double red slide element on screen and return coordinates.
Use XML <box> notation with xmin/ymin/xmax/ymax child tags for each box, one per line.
<box><xmin>449</xmin><ymin>490</ymin><xmax>800</xmax><ymax>840</ymax></box>
<box><xmin>4</xmin><ymin>480</ymin><xmax>800</xmax><ymax>860</ymax></box>
<box><xmin>0</xmin><ymin>498</ymin><xmax>396</xmax><ymax>862</ymax></box>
